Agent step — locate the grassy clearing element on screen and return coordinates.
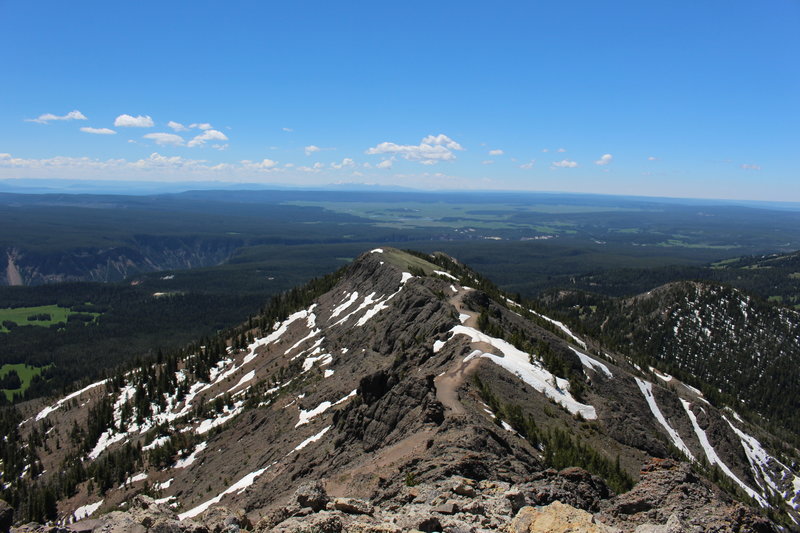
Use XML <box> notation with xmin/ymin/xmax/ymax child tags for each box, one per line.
<box><xmin>0</xmin><ymin>363</ymin><xmax>50</xmax><ymax>401</ymax></box>
<box><xmin>0</xmin><ymin>304</ymin><xmax>100</xmax><ymax>332</ymax></box>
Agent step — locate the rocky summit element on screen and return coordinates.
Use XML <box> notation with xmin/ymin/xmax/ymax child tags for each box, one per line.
<box><xmin>3</xmin><ymin>248</ymin><xmax>799</xmax><ymax>532</ymax></box>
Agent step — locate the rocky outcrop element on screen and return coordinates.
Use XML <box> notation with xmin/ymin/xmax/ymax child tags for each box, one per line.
<box><xmin>599</xmin><ymin>459</ymin><xmax>776</xmax><ymax>532</ymax></box>
<box><xmin>509</xmin><ymin>501</ymin><xmax>620</xmax><ymax>533</ymax></box>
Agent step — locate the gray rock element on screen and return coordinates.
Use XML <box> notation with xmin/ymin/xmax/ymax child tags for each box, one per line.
<box><xmin>331</xmin><ymin>498</ymin><xmax>373</xmax><ymax>515</ymax></box>
<box><xmin>293</xmin><ymin>481</ymin><xmax>329</xmax><ymax>512</ymax></box>
<box><xmin>432</xmin><ymin>501</ymin><xmax>459</xmax><ymax>515</ymax></box>
<box><xmin>452</xmin><ymin>483</ymin><xmax>475</xmax><ymax>498</ymax></box>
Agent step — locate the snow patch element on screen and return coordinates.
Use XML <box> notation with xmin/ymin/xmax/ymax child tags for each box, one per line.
<box><xmin>179</xmin><ymin>465</ymin><xmax>271</xmax><ymax>520</ymax></box>
<box><xmin>681</xmin><ymin>400</ymin><xmax>768</xmax><ymax>507</ymax></box>
<box><xmin>174</xmin><ymin>441</ymin><xmax>208</xmax><ymax>469</ymax></box>
<box><xmin>35</xmin><ymin>379</ymin><xmax>109</xmax><ymax>422</ymax></box>
<box><xmin>635</xmin><ymin>378</ymin><xmax>694</xmax><ymax>460</ymax></box>
<box><xmin>530</xmin><ymin>310</ymin><xmax>587</xmax><ymax>349</ymax></box>
<box><xmin>434</xmin><ymin>270</ymin><xmax>458</xmax><ymax>281</ymax></box>
<box><xmin>442</xmin><ymin>325</ymin><xmax>596</xmax><ymax>419</ymax></box>
<box><xmin>72</xmin><ymin>500</ymin><xmax>103</xmax><ymax>522</ymax></box>
<box><xmin>570</xmin><ymin>348</ymin><xmax>613</xmax><ymax>378</ymax></box>
<box><xmin>292</xmin><ymin>425</ymin><xmax>332</xmax><ymax>453</ymax></box>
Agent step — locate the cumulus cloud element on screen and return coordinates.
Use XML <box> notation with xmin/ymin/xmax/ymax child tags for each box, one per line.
<box><xmin>189</xmin><ymin>123</ymin><xmax>213</xmax><ymax>130</ymax></box>
<box><xmin>595</xmin><ymin>154</ymin><xmax>613</xmax><ymax>166</ymax></box>
<box><xmin>241</xmin><ymin>158</ymin><xmax>278</xmax><ymax>170</ymax></box>
<box><xmin>647</xmin><ymin>156</ymin><xmax>658</xmax><ymax>161</ymax></box>
<box><xmin>741</xmin><ymin>163</ymin><xmax>761</xmax><ymax>170</ymax></box>
<box><xmin>376</xmin><ymin>159</ymin><xmax>393</xmax><ymax>169</ymax></box>
<box><xmin>557</xmin><ymin>148</ymin><xmax>567</xmax><ymax>153</ymax></box>
<box><xmin>304</xmin><ymin>145</ymin><xmax>321</xmax><ymax>156</ymax></box>
<box><xmin>365</xmin><ymin>134</ymin><xmax>464</xmax><ymax>164</ymax></box>
<box><xmin>143</xmin><ymin>132</ymin><xmax>185</xmax><ymax>146</ymax></box>
<box><xmin>26</xmin><ymin>110</ymin><xmax>87</xmax><ymax>124</ymax></box>
<box><xmin>282</xmin><ymin>127</ymin><xmax>294</xmax><ymax>132</ymax></box>
<box><xmin>519</xmin><ymin>160</ymin><xmax>536</xmax><ymax>169</ymax></box>
<box><xmin>552</xmin><ymin>159</ymin><xmax>578</xmax><ymax>168</ymax></box>
<box><xmin>481</xmin><ymin>160</ymin><xmax>494</xmax><ymax>165</ymax></box>
<box><xmin>168</xmin><ymin>121</ymin><xmax>188</xmax><ymax>132</ymax></box>
<box><xmin>186</xmin><ymin>129</ymin><xmax>228</xmax><ymax>148</ymax></box>
<box><xmin>330</xmin><ymin>158</ymin><xmax>355</xmax><ymax>169</ymax></box>
<box><xmin>115</xmin><ymin>114</ymin><xmax>154</xmax><ymax>127</ymax></box>
<box><xmin>488</xmin><ymin>149</ymin><xmax>504</xmax><ymax>156</ymax></box>
<box><xmin>541</xmin><ymin>148</ymin><xmax>550</xmax><ymax>153</ymax></box>
<box><xmin>80</xmin><ymin>127</ymin><xmax>116</xmax><ymax>135</ymax></box>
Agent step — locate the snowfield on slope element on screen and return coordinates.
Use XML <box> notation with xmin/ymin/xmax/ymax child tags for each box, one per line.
<box><xmin>635</xmin><ymin>378</ymin><xmax>694</xmax><ymax>460</ymax></box>
<box><xmin>441</xmin><ymin>324</ymin><xmax>597</xmax><ymax>419</ymax></box>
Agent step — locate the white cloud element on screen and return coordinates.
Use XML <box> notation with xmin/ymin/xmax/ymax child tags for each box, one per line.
<box><xmin>557</xmin><ymin>148</ymin><xmax>567</xmax><ymax>153</ymax></box>
<box><xmin>80</xmin><ymin>127</ymin><xmax>116</xmax><ymax>135</ymax></box>
<box><xmin>241</xmin><ymin>158</ymin><xmax>278</xmax><ymax>170</ymax></box>
<box><xmin>647</xmin><ymin>156</ymin><xmax>658</xmax><ymax>161</ymax></box>
<box><xmin>212</xmin><ymin>144</ymin><xmax>229</xmax><ymax>151</ymax></box>
<box><xmin>552</xmin><ymin>159</ymin><xmax>578</xmax><ymax>168</ymax></box>
<box><xmin>143</xmin><ymin>132</ymin><xmax>185</xmax><ymax>146</ymax></box>
<box><xmin>168</xmin><ymin>121</ymin><xmax>188</xmax><ymax>132</ymax></box>
<box><xmin>304</xmin><ymin>145</ymin><xmax>321</xmax><ymax>156</ymax></box>
<box><xmin>520</xmin><ymin>160</ymin><xmax>535</xmax><ymax>169</ymax></box>
<box><xmin>741</xmin><ymin>163</ymin><xmax>761</xmax><ymax>171</ymax></box>
<box><xmin>541</xmin><ymin>148</ymin><xmax>550</xmax><ymax>153</ymax></box>
<box><xmin>365</xmin><ymin>134</ymin><xmax>464</xmax><ymax>165</ymax></box>
<box><xmin>595</xmin><ymin>154</ymin><xmax>613</xmax><ymax>166</ymax></box>
<box><xmin>189</xmin><ymin>123</ymin><xmax>213</xmax><ymax>130</ymax></box>
<box><xmin>330</xmin><ymin>158</ymin><xmax>355</xmax><ymax>169</ymax></box>
<box><xmin>481</xmin><ymin>160</ymin><xmax>494</xmax><ymax>165</ymax></box>
<box><xmin>421</xmin><ymin>134</ymin><xmax>463</xmax><ymax>150</ymax></box>
<box><xmin>376</xmin><ymin>159</ymin><xmax>393</xmax><ymax>169</ymax></box>
<box><xmin>187</xmin><ymin>129</ymin><xmax>228</xmax><ymax>148</ymax></box>
<box><xmin>115</xmin><ymin>114</ymin><xmax>155</xmax><ymax>128</ymax></box>
<box><xmin>26</xmin><ymin>110</ymin><xmax>87</xmax><ymax>124</ymax></box>
<box><xmin>282</xmin><ymin>127</ymin><xmax>294</xmax><ymax>132</ymax></box>
<box><xmin>488</xmin><ymin>149</ymin><xmax>504</xmax><ymax>156</ymax></box>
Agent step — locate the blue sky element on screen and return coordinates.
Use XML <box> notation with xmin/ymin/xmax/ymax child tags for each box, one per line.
<box><xmin>1</xmin><ymin>1</ymin><xmax>798</xmax><ymax>200</ymax></box>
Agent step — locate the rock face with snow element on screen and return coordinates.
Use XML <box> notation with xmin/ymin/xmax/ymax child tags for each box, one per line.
<box><xmin>6</xmin><ymin>248</ymin><xmax>800</xmax><ymax>531</ymax></box>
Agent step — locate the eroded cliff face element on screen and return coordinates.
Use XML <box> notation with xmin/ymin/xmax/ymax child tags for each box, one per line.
<box><xmin>6</xmin><ymin>248</ymin><xmax>799</xmax><ymax>531</ymax></box>
<box><xmin>1</xmin><ymin>236</ymin><xmax>242</xmax><ymax>285</ymax></box>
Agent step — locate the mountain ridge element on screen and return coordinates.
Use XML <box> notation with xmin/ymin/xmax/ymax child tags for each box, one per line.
<box><xmin>2</xmin><ymin>247</ymin><xmax>799</xmax><ymax>531</ymax></box>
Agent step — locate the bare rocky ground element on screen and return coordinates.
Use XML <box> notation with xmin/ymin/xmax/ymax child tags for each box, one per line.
<box><xmin>4</xmin><ymin>459</ymin><xmax>774</xmax><ymax>532</ymax></box>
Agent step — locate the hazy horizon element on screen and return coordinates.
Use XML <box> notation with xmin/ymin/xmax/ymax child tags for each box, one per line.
<box><xmin>1</xmin><ymin>1</ymin><xmax>797</xmax><ymax>201</ymax></box>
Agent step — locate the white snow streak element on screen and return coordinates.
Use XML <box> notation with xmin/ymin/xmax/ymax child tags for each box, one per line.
<box><xmin>292</xmin><ymin>425</ymin><xmax>332</xmax><ymax>453</ymax></box>
<box><xmin>634</xmin><ymin>378</ymin><xmax>694</xmax><ymax>460</ymax></box>
<box><xmin>681</xmin><ymin>399</ymin><xmax>768</xmax><ymax>507</ymax></box>
<box><xmin>570</xmin><ymin>348</ymin><xmax>613</xmax><ymax>378</ymax></box>
<box><xmin>179</xmin><ymin>465</ymin><xmax>270</xmax><ymax>520</ymax></box>
<box><xmin>530</xmin><ymin>310</ymin><xmax>587</xmax><ymax>349</ymax></box>
<box><xmin>35</xmin><ymin>379</ymin><xmax>109</xmax><ymax>421</ymax></box>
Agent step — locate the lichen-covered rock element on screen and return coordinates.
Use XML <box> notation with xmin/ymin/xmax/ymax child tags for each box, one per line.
<box><xmin>508</xmin><ymin>501</ymin><xmax>620</xmax><ymax>533</ymax></box>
